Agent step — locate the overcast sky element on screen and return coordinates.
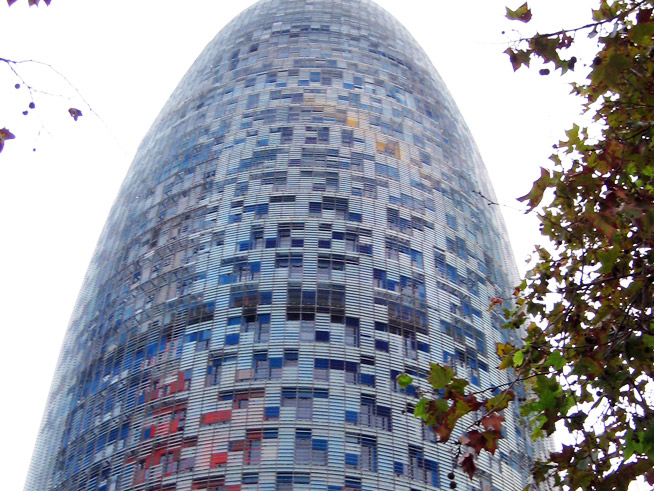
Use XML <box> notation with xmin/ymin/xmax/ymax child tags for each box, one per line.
<box><xmin>0</xmin><ymin>0</ymin><xmax>596</xmax><ymax>488</ymax></box>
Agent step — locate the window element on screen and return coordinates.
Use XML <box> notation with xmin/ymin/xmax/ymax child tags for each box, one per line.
<box><xmin>400</xmin><ymin>275</ymin><xmax>425</xmax><ymax>299</ymax></box>
<box><xmin>245</xmin><ymin>437</ymin><xmax>261</xmax><ymax>464</ymax></box>
<box><xmin>247</xmin><ymin>228</ymin><xmax>264</xmax><ymax>250</ymax></box>
<box><xmin>242</xmin><ymin>472</ymin><xmax>258</xmax><ymax>484</ymax></box>
<box><xmin>360</xmin><ymin>398</ymin><xmax>392</xmax><ymax>431</ymax></box>
<box><xmin>423</xmin><ymin>423</ymin><xmax>437</xmax><ymax>443</ymax></box>
<box><xmin>284</xmin><ymin>350</ymin><xmax>298</xmax><ymax>368</ymax></box>
<box><xmin>346</xmin><ymin>435</ymin><xmax>377</xmax><ymax>472</ymax></box>
<box><xmin>206</xmin><ymin>356</ymin><xmax>235</xmax><ymax>386</ymax></box>
<box><xmin>230</xmin><ymin>287</ymin><xmax>272</xmax><ymax>308</ymax></box>
<box><xmin>294</xmin><ymin>432</ymin><xmax>311</xmax><ymax>464</ymax></box>
<box><xmin>317</xmin><ymin>254</ymin><xmax>345</xmax><ymax>280</ymax></box>
<box><xmin>345</xmin><ymin>362</ymin><xmax>359</xmax><ymax>384</ymax></box>
<box><xmin>408</xmin><ymin>446</ymin><xmax>439</xmax><ymax>486</ymax></box>
<box><xmin>276</xmin><ymin>473</ymin><xmax>310</xmax><ymax>490</ymax></box>
<box><xmin>276</xmin><ymin>253</ymin><xmax>303</xmax><ymax>278</ymax></box>
<box><xmin>314</xmin><ymin>359</ymin><xmax>329</xmax><ymax>381</ymax></box>
<box><xmin>361</xmin><ymin>438</ymin><xmax>377</xmax><ymax>471</ymax></box>
<box><xmin>161</xmin><ymin>451</ymin><xmax>179</xmax><ymax>475</ymax></box>
<box><xmin>280</xmin><ymin>126</ymin><xmax>293</xmax><ymax>144</ymax></box>
<box><xmin>345</xmin><ymin>317</ymin><xmax>359</xmax><ymax>347</ymax></box>
<box><xmin>232</xmin><ymin>260</ymin><xmax>261</xmax><ymax>282</ymax></box>
<box><xmin>253</xmin><ymin>353</ymin><xmax>269</xmax><ymax>380</ymax></box>
<box><xmin>238</xmin><ymin>314</ymin><xmax>270</xmax><ymax>343</ymax></box>
<box><xmin>282</xmin><ymin>389</ymin><xmax>320</xmax><ymax>420</ymax></box>
<box><xmin>342</xmin><ymin>128</ymin><xmax>353</xmax><ymax>146</ymax></box>
<box><xmin>345</xmin><ymin>232</ymin><xmax>358</xmax><ymax>252</ymax></box>
<box><xmin>275</xmin><ymin>223</ymin><xmax>304</xmax><ymax>248</ymax></box>
<box><xmin>403</xmin><ymin>335</ymin><xmax>418</xmax><ymax>360</ymax></box>
<box><xmin>299</xmin><ymin>314</ymin><xmax>315</xmax><ymax>342</ymax></box>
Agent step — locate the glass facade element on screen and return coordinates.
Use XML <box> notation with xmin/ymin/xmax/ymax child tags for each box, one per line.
<box><xmin>25</xmin><ymin>1</ymin><xmax>537</xmax><ymax>490</ymax></box>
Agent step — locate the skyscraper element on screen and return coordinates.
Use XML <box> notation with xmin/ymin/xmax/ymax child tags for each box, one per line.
<box><xmin>25</xmin><ymin>0</ymin><xmax>536</xmax><ymax>489</ymax></box>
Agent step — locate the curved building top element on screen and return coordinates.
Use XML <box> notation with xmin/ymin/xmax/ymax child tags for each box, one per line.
<box><xmin>26</xmin><ymin>1</ymin><xmax>530</xmax><ymax>490</ymax></box>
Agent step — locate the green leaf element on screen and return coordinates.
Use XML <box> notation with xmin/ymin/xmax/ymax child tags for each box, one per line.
<box><xmin>428</xmin><ymin>363</ymin><xmax>454</xmax><ymax>390</ymax></box>
<box><xmin>447</xmin><ymin>378</ymin><xmax>469</xmax><ymax>396</ymax></box>
<box><xmin>513</xmin><ymin>349</ymin><xmax>525</xmax><ymax>367</ymax></box>
<box><xmin>517</xmin><ymin>167</ymin><xmax>552</xmax><ymax>210</ymax></box>
<box><xmin>396</xmin><ymin>373</ymin><xmax>413</xmax><ymax>389</ymax></box>
<box><xmin>486</xmin><ymin>391</ymin><xmax>515</xmax><ymax>412</ymax></box>
<box><xmin>545</xmin><ymin>351</ymin><xmax>566</xmax><ymax>370</ymax></box>
<box><xmin>506</xmin><ymin>2</ymin><xmax>532</xmax><ymax>22</ymax></box>
<box><xmin>414</xmin><ymin>398</ymin><xmax>428</xmax><ymax>419</ymax></box>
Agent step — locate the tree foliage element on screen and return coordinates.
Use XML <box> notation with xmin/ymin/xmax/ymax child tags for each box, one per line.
<box><xmin>402</xmin><ymin>1</ymin><xmax>654</xmax><ymax>489</ymax></box>
<box><xmin>1</xmin><ymin>0</ymin><xmax>83</xmax><ymax>155</ymax></box>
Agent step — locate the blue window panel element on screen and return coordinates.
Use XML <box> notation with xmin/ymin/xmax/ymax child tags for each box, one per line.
<box><xmin>265</xmin><ymin>406</ymin><xmax>280</xmax><ymax>419</ymax></box>
<box><xmin>142</xmin><ymin>428</ymin><xmax>151</xmax><ymax>440</ymax></box>
<box><xmin>315</xmin><ymin>331</ymin><xmax>330</xmax><ymax>342</ymax></box>
<box><xmin>375</xmin><ymin>322</ymin><xmax>387</xmax><ymax>332</ymax></box>
<box><xmin>228</xmin><ymin>317</ymin><xmax>241</xmax><ymax>326</ymax></box>
<box><xmin>375</xmin><ymin>339</ymin><xmax>389</xmax><ymax>352</ymax></box>
<box><xmin>260</xmin><ymin>291</ymin><xmax>272</xmax><ymax>304</ymax></box>
<box><xmin>394</xmin><ymin>462</ymin><xmax>404</xmax><ymax>475</ymax></box>
<box><xmin>225</xmin><ymin>333</ymin><xmax>240</xmax><ymax>345</ymax></box>
<box><xmin>446</xmin><ymin>264</ymin><xmax>458</xmax><ymax>284</ymax></box>
<box><xmin>291</xmin><ymin>238</ymin><xmax>304</xmax><ymax>247</ymax></box>
<box><xmin>345</xmin><ymin>411</ymin><xmax>358</xmax><ymax>424</ymax></box>
<box><xmin>318</xmin><ymin>239</ymin><xmax>331</xmax><ymax>248</ymax></box>
<box><xmin>417</xmin><ymin>341</ymin><xmax>429</xmax><ymax>353</ymax></box>
<box><xmin>411</xmin><ymin>249</ymin><xmax>423</xmax><ymax>268</ymax></box>
<box><xmin>264</xmin><ymin>429</ymin><xmax>279</xmax><ymax>439</ymax></box>
<box><xmin>265</xmin><ymin>238</ymin><xmax>277</xmax><ymax>248</ymax></box>
<box><xmin>312</xmin><ymin>439</ymin><xmax>328</xmax><ymax>451</ymax></box>
<box><xmin>425</xmin><ymin>459</ymin><xmax>439</xmax><ymax>486</ymax></box>
<box><xmin>269</xmin><ymin>357</ymin><xmax>282</xmax><ymax>368</ymax></box>
<box><xmin>356</xmin><ymin>243</ymin><xmax>371</xmax><ymax>256</ymax></box>
<box><xmin>348</xmin><ymin>212</ymin><xmax>362</xmax><ymax>222</ymax></box>
<box><xmin>345</xmin><ymin>453</ymin><xmax>359</xmax><ymax>466</ymax></box>
<box><xmin>146</xmin><ymin>341</ymin><xmax>158</xmax><ymax>357</ymax></box>
<box><xmin>315</xmin><ymin>358</ymin><xmax>328</xmax><ymax>369</ymax></box>
<box><xmin>360</xmin><ymin>374</ymin><xmax>375</xmax><ymax>387</ymax></box>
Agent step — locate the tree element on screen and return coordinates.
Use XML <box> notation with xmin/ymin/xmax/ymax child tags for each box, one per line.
<box><xmin>400</xmin><ymin>1</ymin><xmax>654</xmax><ymax>489</ymax></box>
<box><xmin>1</xmin><ymin>0</ymin><xmax>83</xmax><ymax>155</ymax></box>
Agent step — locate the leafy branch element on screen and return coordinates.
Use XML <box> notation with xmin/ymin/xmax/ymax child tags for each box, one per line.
<box><xmin>410</xmin><ymin>1</ymin><xmax>654</xmax><ymax>489</ymax></box>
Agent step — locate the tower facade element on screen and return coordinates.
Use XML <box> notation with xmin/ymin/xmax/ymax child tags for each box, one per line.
<box><xmin>26</xmin><ymin>1</ymin><xmax>535</xmax><ymax>490</ymax></box>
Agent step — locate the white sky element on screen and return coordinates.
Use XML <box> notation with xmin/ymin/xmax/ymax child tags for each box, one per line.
<box><xmin>0</xmin><ymin>1</ymin><xmax>595</xmax><ymax>488</ymax></box>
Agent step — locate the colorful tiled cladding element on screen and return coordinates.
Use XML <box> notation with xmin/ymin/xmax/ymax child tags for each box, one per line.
<box><xmin>25</xmin><ymin>1</ymin><xmax>540</xmax><ymax>490</ymax></box>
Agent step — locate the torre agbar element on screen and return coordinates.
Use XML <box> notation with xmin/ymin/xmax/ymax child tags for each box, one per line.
<box><xmin>26</xmin><ymin>1</ymin><xmax>539</xmax><ymax>490</ymax></box>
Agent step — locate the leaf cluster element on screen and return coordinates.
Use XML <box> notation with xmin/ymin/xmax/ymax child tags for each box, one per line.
<box><xmin>398</xmin><ymin>366</ymin><xmax>514</xmax><ymax>480</ymax></box>
<box><xmin>500</xmin><ymin>1</ymin><xmax>654</xmax><ymax>489</ymax></box>
<box><xmin>412</xmin><ymin>2</ymin><xmax>654</xmax><ymax>488</ymax></box>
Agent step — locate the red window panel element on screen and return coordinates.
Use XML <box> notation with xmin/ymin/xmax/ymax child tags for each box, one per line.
<box><xmin>210</xmin><ymin>452</ymin><xmax>228</xmax><ymax>468</ymax></box>
<box><xmin>201</xmin><ymin>409</ymin><xmax>232</xmax><ymax>425</ymax></box>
